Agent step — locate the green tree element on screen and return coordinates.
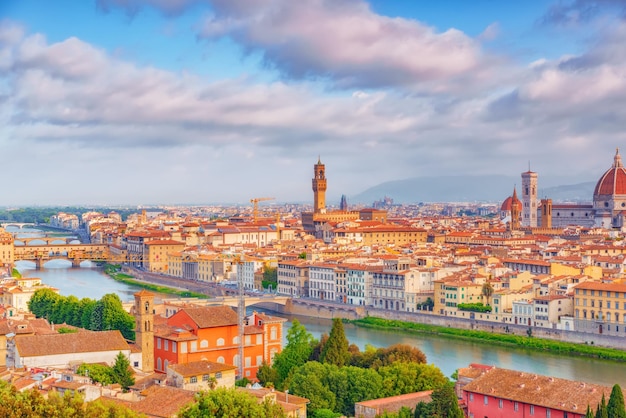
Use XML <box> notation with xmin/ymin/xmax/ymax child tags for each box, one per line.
<box><xmin>596</xmin><ymin>393</ymin><xmax>608</xmax><ymax>418</ymax></box>
<box><xmin>428</xmin><ymin>383</ymin><xmax>463</xmax><ymax>418</ymax></box>
<box><xmin>286</xmin><ymin>362</ymin><xmax>337</xmax><ymax>413</ymax></box>
<box><xmin>272</xmin><ymin>319</ymin><xmax>315</xmax><ymax>386</ymax></box>
<box><xmin>607</xmin><ymin>384</ymin><xmax>626</xmax><ymax>418</ymax></box>
<box><xmin>342</xmin><ymin>366</ymin><xmax>383</xmax><ymax>416</ymax></box>
<box><xmin>112</xmin><ymin>352</ymin><xmax>135</xmax><ymax>391</ymax></box>
<box><xmin>79</xmin><ymin>298</ymin><xmax>97</xmax><ymax>329</ymax></box>
<box><xmin>481</xmin><ymin>282</ymin><xmax>494</xmax><ymax>306</ymax></box>
<box><xmin>28</xmin><ymin>288</ymin><xmax>61</xmax><ymax>318</ymax></box>
<box><xmin>414</xmin><ymin>401</ymin><xmax>431</xmax><ymax>418</ymax></box>
<box><xmin>320</xmin><ymin>318</ymin><xmax>350</xmax><ymax>367</ymax></box>
<box><xmin>377</xmin><ymin>363</ymin><xmax>448</xmax><ymax>398</ymax></box>
<box><xmin>77</xmin><ymin>363</ymin><xmax>114</xmax><ymax>385</ymax></box>
<box><xmin>178</xmin><ymin>387</ymin><xmax>286</xmax><ymax>418</ymax></box>
<box><xmin>85</xmin><ymin>398</ymin><xmax>144</xmax><ymax>417</ymax></box>
<box><xmin>310</xmin><ymin>333</ymin><xmax>329</xmax><ymax>362</ymax></box>
<box><xmin>256</xmin><ymin>361</ymin><xmax>279</xmax><ymax>387</ymax></box>
<box><xmin>369</xmin><ymin>344</ymin><xmax>427</xmax><ymax>369</ymax></box>
<box><xmin>312</xmin><ymin>409</ymin><xmax>341</xmax><ymax>418</ymax></box>
<box><xmin>95</xmin><ymin>294</ymin><xmax>136</xmax><ymax>340</ymax></box>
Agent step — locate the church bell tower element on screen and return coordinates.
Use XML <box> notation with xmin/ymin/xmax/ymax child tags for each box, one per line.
<box><xmin>134</xmin><ymin>290</ymin><xmax>154</xmax><ymax>373</ymax></box>
<box><xmin>312</xmin><ymin>157</ymin><xmax>327</xmax><ymax>214</ymax></box>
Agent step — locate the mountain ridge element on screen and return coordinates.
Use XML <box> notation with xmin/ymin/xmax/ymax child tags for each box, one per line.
<box><xmin>350</xmin><ymin>175</ymin><xmax>596</xmax><ymax>204</ymax></box>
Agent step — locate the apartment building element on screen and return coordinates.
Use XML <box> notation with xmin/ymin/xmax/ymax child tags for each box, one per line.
<box><xmin>154</xmin><ymin>306</ymin><xmax>285</xmax><ymax>380</ymax></box>
<box><xmin>277</xmin><ymin>261</ymin><xmax>309</xmax><ymax>297</ymax></box>
<box><xmin>573</xmin><ymin>281</ymin><xmax>626</xmax><ymax>335</ymax></box>
<box><xmin>308</xmin><ymin>263</ymin><xmax>337</xmax><ymax>301</ymax></box>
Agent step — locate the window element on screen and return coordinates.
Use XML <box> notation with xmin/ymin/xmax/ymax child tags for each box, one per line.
<box><xmin>216</xmin><ymin>372</ymin><xmax>222</xmax><ymax>379</ymax></box>
<box><xmin>514</xmin><ymin>402</ymin><xmax>519</xmax><ymax>411</ymax></box>
<box><xmin>546</xmin><ymin>409</ymin><xmax>551</xmax><ymax>418</ymax></box>
<box><xmin>190</xmin><ymin>376</ymin><xmax>197</xmax><ymax>384</ymax></box>
<box><xmin>256</xmin><ymin>334</ymin><xmax>263</xmax><ymax>344</ymax></box>
<box><xmin>469</xmin><ymin>393</ymin><xmax>474</xmax><ymax>402</ymax></box>
<box><xmin>217</xmin><ymin>356</ymin><xmax>225</xmax><ymax>363</ymax></box>
<box><xmin>164</xmin><ymin>340</ymin><xmax>169</xmax><ymax>351</ymax></box>
<box><xmin>172</xmin><ymin>342</ymin><xmax>177</xmax><ymax>353</ymax></box>
<box><xmin>157</xmin><ymin>338</ymin><xmax>161</xmax><ymax>349</ymax></box>
<box><xmin>200</xmin><ymin>340</ymin><xmax>208</xmax><ymax>348</ymax></box>
<box><xmin>202</xmin><ymin>374</ymin><xmax>209</xmax><ymax>381</ymax></box>
<box><xmin>257</xmin><ymin>355</ymin><xmax>263</xmax><ymax>365</ymax></box>
<box><xmin>484</xmin><ymin>395</ymin><xmax>488</xmax><ymax>405</ymax></box>
<box><xmin>271</xmin><ymin>327</ymin><xmax>277</xmax><ymax>340</ymax></box>
<box><xmin>217</xmin><ymin>338</ymin><xmax>225</xmax><ymax>346</ymax></box>
<box><xmin>530</xmin><ymin>405</ymin><xmax>534</xmax><ymax>415</ymax></box>
<box><xmin>191</xmin><ymin>341</ymin><xmax>197</xmax><ymax>352</ymax></box>
<box><xmin>499</xmin><ymin>399</ymin><xmax>503</xmax><ymax>408</ymax></box>
<box><xmin>180</xmin><ymin>342</ymin><xmax>187</xmax><ymax>354</ymax></box>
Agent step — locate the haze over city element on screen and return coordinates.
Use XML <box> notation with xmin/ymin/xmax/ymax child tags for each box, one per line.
<box><xmin>2</xmin><ymin>0</ymin><xmax>626</xmax><ymax>206</ymax></box>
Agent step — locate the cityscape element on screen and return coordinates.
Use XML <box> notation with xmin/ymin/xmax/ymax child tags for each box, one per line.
<box><xmin>4</xmin><ymin>0</ymin><xmax>626</xmax><ymax>417</ymax></box>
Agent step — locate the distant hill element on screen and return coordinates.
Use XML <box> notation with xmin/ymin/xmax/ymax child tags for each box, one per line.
<box><xmin>350</xmin><ymin>176</ymin><xmax>596</xmax><ymax>204</ymax></box>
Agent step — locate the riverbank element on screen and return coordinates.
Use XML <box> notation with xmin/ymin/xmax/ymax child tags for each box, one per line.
<box><xmin>350</xmin><ymin>316</ymin><xmax>626</xmax><ymax>362</ymax></box>
<box><xmin>104</xmin><ymin>265</ymin><xmax>208</xmax><ymax>299</ymax></box>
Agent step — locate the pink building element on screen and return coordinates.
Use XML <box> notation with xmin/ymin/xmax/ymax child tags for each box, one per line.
<box><xmin>460</xmin><ymin>364</ymin><xmax>623</xmax><ymax>418</ymax></box>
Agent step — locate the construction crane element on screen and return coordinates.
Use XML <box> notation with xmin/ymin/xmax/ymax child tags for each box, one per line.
<box><xmin>250</xmin><ymin>197</ymin><xmax>275</xmax><ymax>223</ymax></box>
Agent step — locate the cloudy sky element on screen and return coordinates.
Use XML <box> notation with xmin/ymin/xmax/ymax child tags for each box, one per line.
<box><xmin>2</xmin><ymin>0</ymin><xmax>626</xmax><ymax>206</ymax></box>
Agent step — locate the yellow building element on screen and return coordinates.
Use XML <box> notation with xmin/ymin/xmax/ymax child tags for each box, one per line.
<box><xmin>573</xmin><ymin>281</ymin><xmax>626</xmax><ymax>335</ymax></box>
<box><xmin>0</xmin><ymin>228</ymin><xmax>15</xmax><ymax>272</ymax></box>
<box><xmin>144</xmin><ymin>239</ymin><xmax>185</xmax><ymax>273</ymax></box>
<box><xmin>360</xmin><ymin>225</ymin><xmax>427</xmax><ymax>247</ymax></box>
<box><xmin>433</xmin><ymin>279</ymin><xmax>483</xmax><ymax>315</ymax></box>
<box><xmin>550</xmin><ymin>262</ymin><xmax>602</xmax><ymax>280</ymax></box>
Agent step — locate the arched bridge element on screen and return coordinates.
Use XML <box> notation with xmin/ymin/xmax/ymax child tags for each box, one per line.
<box><xmin>1</xmin><ymin>223</ymin><xmax>36</xmax><ymax>230</ymax></box>
<box><xmin>14</xmin><ymin>244</ymin><xmax>110</xmax><ymax>268</ymax></box>
<box><xmin>205</xmin><ymin>295</ymin><xmax>291</xmax><ymax>309</ymax></box>
<box><xmin>14</xmin><ymin>237</ymin><xmax>80</xmax><ymax>246</ymax></box>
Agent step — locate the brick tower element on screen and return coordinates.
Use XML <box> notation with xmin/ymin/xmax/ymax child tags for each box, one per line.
<box><xmin>134</xmin><ymin>290</ymin><xmax>154</xmax><ymax>373</ymax></box>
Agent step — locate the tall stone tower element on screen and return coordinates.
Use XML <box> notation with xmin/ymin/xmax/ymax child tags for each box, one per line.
<box><xmin>521</xmin><ymin>169</ymin><xmax>538</xmax><ymax>227</ymax></box>
<box><xmin>340</xmin><ymin>194</ymin><xmax>348</xmax><ymax>211</ymax></box>
<box><xmin>510</xmin><ymin>187</ymin><xmax>522</xmax><ymax>231</ymax></box>
<box><xmin>312</xmin><ymin>157</ymin><xmax>327</xmax><ymax>214</ymax></box>
<box><xmin>541</xmin><ymin>198</ymin><xmax>552</xmax><ymax>228</ymax></box>
<box><xmin>134</xmin><ymin>290</ymin><xmax>154</xmax><ymax>373</ymax></box>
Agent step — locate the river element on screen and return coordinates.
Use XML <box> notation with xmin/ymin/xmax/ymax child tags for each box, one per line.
<box><xmin>9</xmin><ymin>227</ymin><xmax>626</xmax><ymax>388</ymax></box>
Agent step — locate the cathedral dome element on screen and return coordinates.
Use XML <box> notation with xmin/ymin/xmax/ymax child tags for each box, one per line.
<box><xmin>594</xmin><ymin>149</ymin><xmax>626</xmax><ymax>196</ymax></box>
<box><xmin>501</xmin><ymin>196</ymin><xmax>512</xmax><ymax>212</ymax></box>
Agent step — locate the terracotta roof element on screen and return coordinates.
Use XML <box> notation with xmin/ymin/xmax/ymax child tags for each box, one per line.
<box><xmin>180</xmin><ymin>306</ymin><xmax>238</xmax><ymax>328</ymax></box>
<box><xmin>356</xmin><ymin>390</ymin><xmax>433</xmax><ymax>411</ymax></box>
<box><xmin>463</xmin><ymin>367</ymin><xmax>617</xmax><ymax>413</ymax></box>
<box><xmin>168</xmin><ymin>360</ymin><xmax>237</xmax><ymax>377</ymax></box>
<box><xmin>131</xmin><ymin>385</ymin><xmax>196</xmax><ymax>417</ymax></box>
<box><xmin>15</xmin><ymin>330</ymin><xmax>129</xmax><ymax>357</ymax></box>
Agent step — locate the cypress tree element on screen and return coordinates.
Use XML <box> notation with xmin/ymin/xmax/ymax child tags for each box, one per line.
<box><xmin>595</xmin><ymin>394</ymin><xmax>608</xmax><ymax>418</ymax></box>
<box><xmin>607</xmin><ymin>384</ymin><xmax>626</xmax><ymax>418</ymax></box>
<box><xmin>585</xmin><ymin>405</ymin><xmax>594</xmax><ymax>418</ymax></box>
<box><xmin>320</xmin><ymin>318</ymin><xmax>350</xmax><ymax>367</ymax></box>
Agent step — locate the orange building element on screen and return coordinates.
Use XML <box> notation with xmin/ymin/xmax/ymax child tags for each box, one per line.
<box><xmin>154</xmin><ymin>306</ymin><xmax>285</xmax><ymax>380</ymax></box>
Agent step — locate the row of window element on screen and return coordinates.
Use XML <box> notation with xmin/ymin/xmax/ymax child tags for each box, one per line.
<box><xmin>577</xmin><ymin>289</ymin><xmax>626</xmax><ymax>298</ymax></box>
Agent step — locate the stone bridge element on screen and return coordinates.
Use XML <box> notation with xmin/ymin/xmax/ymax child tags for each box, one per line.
<box><xmin>14</xmin><ymin>244</ymin><xmax>110</xmax><ymax>268</ymax></box>
<box><xmin>14</xmin><ymin>237</ymin><xmax>80</xmax><ymax>246</ymax></box>
<box><xmin>1</xmin><ymin>223</ymin><xmax>36</xmax><ymax>230</ymax></box>
<box><xmin>204</xmin><ymin>295</ymin><xmax>291</xmax><ymax>309</ymax></box>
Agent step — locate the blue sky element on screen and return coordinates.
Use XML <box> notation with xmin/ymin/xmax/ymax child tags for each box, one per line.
<box><xmin>2</xmin><ymin>0</ymin><xmax>626</xmax><ymax>205</ymax></box>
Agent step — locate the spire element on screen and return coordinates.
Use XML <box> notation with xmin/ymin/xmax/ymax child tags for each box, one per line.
<box><xmin>614</xmin><ymin>148</ymin><xmax>622</xmax><ymax>168</ymax></box>
<box><xmin>317</xmin><ymin>155</ymin><xmax>321</xmax><ymax>164</ymax></box>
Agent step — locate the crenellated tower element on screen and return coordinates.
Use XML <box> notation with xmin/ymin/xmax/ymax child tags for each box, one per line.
<box><xmin>312</xmin><ymin>157</ymin><xmax>327</xmax><ymax>214</ymax></box>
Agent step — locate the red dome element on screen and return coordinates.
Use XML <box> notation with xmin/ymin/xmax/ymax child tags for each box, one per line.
<box><xmin>594</xmin><ymin>149</ymin><xmax>626</xmax><ymax>196</ymax></box>
<box><xmin>501</xmin><ymin>196</ymin><xmax>512</xmax><ymax>211</ymax></box>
